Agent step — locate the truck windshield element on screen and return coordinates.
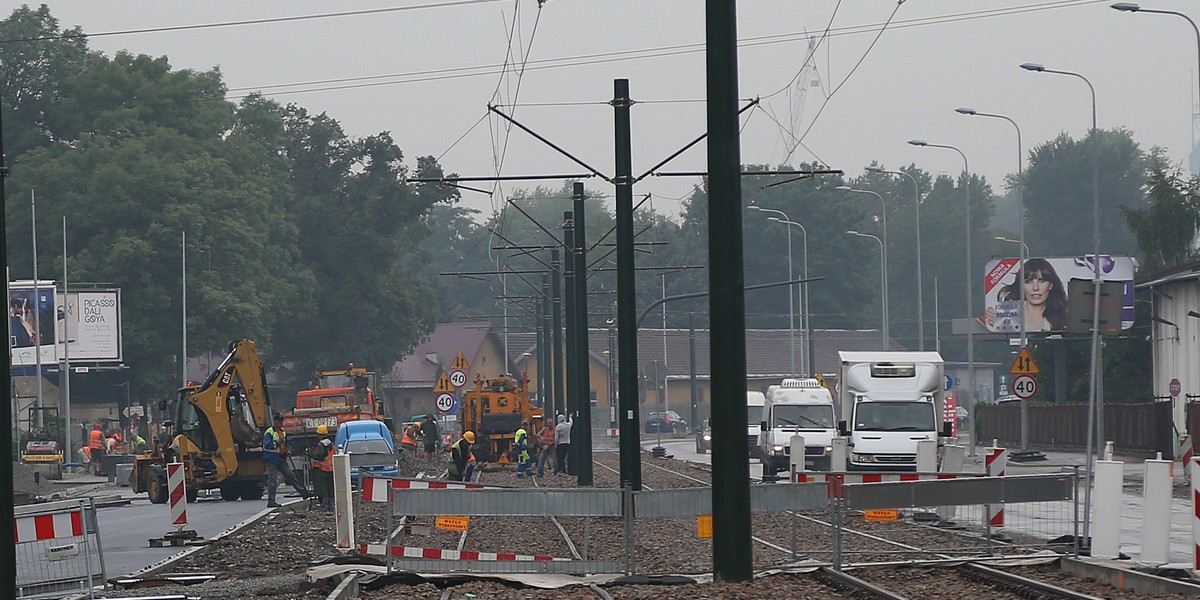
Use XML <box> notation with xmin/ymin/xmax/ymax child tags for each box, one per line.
<box><xmin>854</xmin><ymin>402</ymin><xmax>935</xmax><ymax>432</ymax></box>
<box><xmin>772</xmin><ymin>405</ymin><xmax>834</xmax><ymax>429</ymax></box>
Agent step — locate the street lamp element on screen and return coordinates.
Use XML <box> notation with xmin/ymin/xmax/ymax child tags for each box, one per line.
<box><xmin>768</xmin><ymin>216</ymin><xmax>811</xmax><ymax>376</ymax></box>
<box><xmin>866</xmin><ymin>165</ymin><xmax>924</xmax><ymax>351</ymax></box>
<box><xmin>1110</xmin><ymin>3</ymin><xmax>1200</xmax><ymax>138</ymax></box>
<box><xmin>957</xmin><ymin>106</ymin><xmax>1029</xmax><ymax>450</ymax></box>
<box><xmin>747</xmin><ymin>206</ymin><xmax>799</xmax><ymax>376</ymax></box>
<box><xmin>847</xmin><ymin>230</ymin><xmax>887</xmax><ymax>349</ymax></box>
<box><xmin>837</xmin><ymin>186</ymin><xmax>889</xmax><ymax>349</ymax></box>
<box><xmin>908</xmin><ymin>139</ymin><xmax>976</xmax><ymax>457</ymax></box>
<box><xmin>994</xmin><ymin>236</ymin><xmax>1030</xmax><ymax>256</ymax></box>
<box><xmin>1022</xmin><ymin>60</ymin><xmax>1102</xmax><ymax>545</ymax></box>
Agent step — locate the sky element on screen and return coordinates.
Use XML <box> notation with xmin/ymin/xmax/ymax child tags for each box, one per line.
<box><xmin>21</xmin><ymin>0</ymin><xmax>1200</xmax><ymax>221</ymax></box>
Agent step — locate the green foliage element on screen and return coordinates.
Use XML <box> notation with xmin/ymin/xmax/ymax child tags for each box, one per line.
<box><xmin>1120</xmin><ymin>150</ymin><xmax>1200</xmax><ymax>273</ymax></box>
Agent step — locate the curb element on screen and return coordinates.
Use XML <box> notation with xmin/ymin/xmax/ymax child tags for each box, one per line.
<box><xmin>326</xmin><ymin>572</ymin><xmax>360</xmax><ymax>600</ymax></box>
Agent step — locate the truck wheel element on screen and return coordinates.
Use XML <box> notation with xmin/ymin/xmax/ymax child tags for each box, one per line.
<box><xmin>219</xmin><ymin>484</ymin><xmax>240</xmax><ymax>501</ymax></box>
<box><xmin>240</xmin><ymin>484</ymin><xmax>264</xmax><ymax>501</ymax></box>
<box><xmin>147</xmin><ymin>475</ymin><xmax>168</xmax><ymax>504</ymax></box>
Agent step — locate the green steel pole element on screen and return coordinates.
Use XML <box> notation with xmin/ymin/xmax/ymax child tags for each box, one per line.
<box><xmin>541</xmin><ymin>276</ymin><xmax>553</xmax><ymax>413</ymax></box>
<box><xmin>563</xmin><ymin>212</ymin><xmax>578</xmax><ymax>476</ymax></box>
<box><xmin>0</xmin><ymin>80</ymin><xmax>15</xmax><ymax>598</ymax></box>
<box><xmin>573</xmin><ymin>183</ymin><xmax>594</xmax><ymax>485</ymax></box>
<box><xmin>614</xmin><ymin>78</ymin><xmax>642</xmax><ymax>491</ymax></box>
<box><xmin>707</xmin><ymin>0</ymin><xmax>753</xmax><ymax>582</ymax></box>
<box><xmin>551</xmin><ymin>249</ymin><xmax>565</xmax><ymax>419</ymax></box>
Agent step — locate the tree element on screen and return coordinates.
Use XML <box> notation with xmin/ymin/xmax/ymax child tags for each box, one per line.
<box><xmin>1119</xmin><ymin>150</ymin><xmax>1200</xmax><ymax>273</ymax></box>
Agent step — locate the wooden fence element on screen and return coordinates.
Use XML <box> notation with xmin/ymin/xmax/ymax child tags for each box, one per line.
<box><xmin>977</xmin><ymin>400</ymin><xmax>1174</xmax><ymax>457</ymax></box>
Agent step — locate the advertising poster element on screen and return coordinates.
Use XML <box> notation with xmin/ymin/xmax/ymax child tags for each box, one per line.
<box><xmin>8</xmin><ymin>283</ymin><xmax>57</xmax><ymax>367</ymax></box>
<box><xmin>982</xmin><ymin>256</ymin><xmax>1136</xmax><ymax>334</ymax></box>
<box><xmin>58</xmin><ymin>290</ymin><xmax>123</xmax><ymax>362</ymax></box>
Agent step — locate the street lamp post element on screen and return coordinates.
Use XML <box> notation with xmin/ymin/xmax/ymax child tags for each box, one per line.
<box><xmin>1111</xmin><ymin>4</ymin><xmax>1200</xmax><ymax>146</ymax></box>
<box><xmin>838</xmin><ymin>187</ymin><xmax>889</xmax><ymax>349</ymax></box>
<box><xmin>866</xmin><ymin>166</ymin><xmax>924</xmax><ymax>351</ymax></box>
<box><xmin>769</xmin><ymin>217</ymin><xmax>811</xmax><ymax>375</ymax></box>
<box><xmin>847</xmin><ymin>231</ymin><xmax>887</xmax><ymax>349</ymax></box>
<box><xmin>957</xmin><ymin>107</ymin><xmax>1028</xmax><ymax>450</ymax></box>
<box><xmin>747</xmin><ymin>206</ymin><xmax>799</xmax><ymax>376</ymax></box>
<box><xmin>1021</xmin><ymin>60</ymin><xmax>1102</xmax><ymax>544</ymax></box>
<box><xmin>908</xmin><ymin>139</ymin><xmax>975</xmax><ymax>457</ymax></box>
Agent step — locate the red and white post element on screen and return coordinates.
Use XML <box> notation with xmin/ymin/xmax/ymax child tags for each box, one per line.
<box><xmin>1192</xmin><ymin>457</ymin><xmax>1200</xmax><ymax>574</ymax></box>
<box><xmin>985</xmin><ymin>445</ymin><xmax>1007</xmax><ymax>528</ymax></box>
<box><xmin>1178</xmin><ymin>434</ymin><xmax>1193</xmax><ymax>480</ymax></box>
<box><xmin>167</xmin><ymin>462</ymin><xmax>188</xmax><ymax>530</ymax></box>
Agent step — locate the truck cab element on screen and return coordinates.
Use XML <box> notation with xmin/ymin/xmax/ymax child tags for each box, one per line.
<box><xmin>838</xmin><ymin>351</ymin><xmax>949</xmax><ymax>471</ymax></box>
<box><xmin>758</xmin><ymin>379</ymin><xmax>836</xmax><ymax>473</ymax></box>
<box><xmin>746</xmin><ymin>391</ymin><xmax>765</xmax><ymax>459</ymax></box>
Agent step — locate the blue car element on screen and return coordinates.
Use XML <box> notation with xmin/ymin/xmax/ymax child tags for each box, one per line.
<box><xmin>334</xmin><ymin>420</ymin><xmax>400</xmax><ymax>482</ymax></box>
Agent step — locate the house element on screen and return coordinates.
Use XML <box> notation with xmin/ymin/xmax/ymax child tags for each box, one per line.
<box><xmin>379</xmin><ymin>322</ymin><xmax>514</xmax><ymax>420</ymax></box>
<box><xmin>1137</xmin><ymin>260</ymin><xmax>1200</xmax><ymax>435</ymax></box>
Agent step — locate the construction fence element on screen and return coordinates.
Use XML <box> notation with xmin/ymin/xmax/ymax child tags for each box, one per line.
<box><xmin>16</xmin><ymin>498</ymin><xmax>107</xmax><ymax>599</ymax></box>
<box><xmin>354</xmin><ymin>471</ymin><xmax>1078</xmax><ymax>574</ymax></box>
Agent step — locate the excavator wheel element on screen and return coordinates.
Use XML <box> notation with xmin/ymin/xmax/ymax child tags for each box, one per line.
<box><xmin>219</xmin><ymin>484</ymin><xmax>240</xmax><ymax>501</ymax></box>
<box><xmin>147</xmin><ymin>473</ymin><xmax>168</xmax><ymax>504</ymax></box>
<box><xmin>187</xmin><ymin>487</ymin><xmax>199</xmax><ymax>504</ymax></box>
<box><xmin>240</xmin><ymin>483</ymin><xmax>264</xmax><ymax>501</ymax></box>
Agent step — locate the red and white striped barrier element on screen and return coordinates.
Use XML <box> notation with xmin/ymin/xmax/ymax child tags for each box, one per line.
<box><xmin>608</xmin><ymin>428</ymin><xmax>618</xmax><ymax>437</ymax></box>
<box><xmin>985</xmin><ymin>447</ymin><xmax>1007</xmax><ymax>528</ymax></box>
<box><xmin>1192</xmin><ymin>457</ymin><xmax>1200</xmax><ymax>574</ymax></box>
<box><xmin>167</xmin><ymin>462</ymin><xmax>188</xmax><ymax>529</ymax></box>
<box><xmin>360</xmin><ymin>543</ymin><xmax>573</xmax><ymax>562</ymax></box>
<box><xmin>360</xmin><ymin>477</ymin><xmax>490</xmax><ymax>503</ymax></box>
<box><xmin>794</xmin><ymin>471</ymin><xmax>982</xmax><ymax>499</ymax></box>
<box><xmin>14</xmin><ymin>509</ymin><xmax>83</xmax><ymax>543</ymax></box>
<box><xmin>1179</xmin><ymin>434</ymin><xmax>1193</xmax><ymax>479</ymax></box>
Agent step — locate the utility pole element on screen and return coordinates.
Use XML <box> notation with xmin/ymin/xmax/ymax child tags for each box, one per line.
<box><xmin>614</xmin><ymin>78</ymin><xmax>642</xmax><ymax>491</ymax></box>
<box><xmin>1</xmin><ymin>80</ymin><xmax>16</xmax><ymax>598</ymax></box>
<box><xmin>551</xmin><ymin>249</ymin><xmax>565</xmax><ymax>419</ymax></box>
<box><xmin>572</xmin><ymin>182</ymin><xmax>594</xmax><ymax>485</ymax></box>
<box><xmin>707</xmin><ymin>0</ymin><xmax>753</xmax><ymax>582</ymax></box>
<box><xmin>563</xmin><ymin>212</ymin><xmax>579</xmax><ymax>477</ymax></box>
<box><xmin>541</xmin><ymin>276</ymin><xmax>553</xmax><ymax>413</ymax></box>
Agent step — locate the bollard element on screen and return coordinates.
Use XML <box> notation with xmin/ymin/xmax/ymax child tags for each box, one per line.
<box><xmin>1092</xmin><ymin>458</ymin><xmax>1124</xmax><ymax>559</ymax></box>
<box><xmin>916</xmin><ymin>440</ymin><xmax>937</xmax><ymax>473</ymax></box>
<box><xmin>167</xmin><ymin>462</ymin><xmax>187</xmax><ymax>531</ymax></box>
<box><xmin>985</xmin><ymin>445</ymin><xmax>1007</xmax><ymax>528</ymax></box>
<box><xmin>1178</xmin><ymin>434</ymin><xmax>1193</xmax><ymax>480</ymax></box>
<box><xmin>789</xmin><ymin>434</ymin><xmax>805</xmax><ymax>476</ymax></box>
<box><xmin>1104</xmin><ymin>440</ymin><xmax>1114</xmax><ymax>462</ymax></box>
<box><xmin>1141</xmin><ymin>455</ymin><xmax>1173</xmax><ymax>564</ymax></box>
<box><xmin>937</xmin><ymin>444</ymin><xmax>965</xmax><ymax>521</ymax></box>
<box><xmin>830</xmin><ymin>437</ymin><xmax>848</xmax><ymax>473</ymax></box>
<box><xmin>334</xmin><ymin>453</ymin><xmax>354</xmax><ymax>550</ymax></box>
<box><xmin>1192</xmin><ymin>457</ymin><xmax>1200</xmax><ymax>574</ymax></box>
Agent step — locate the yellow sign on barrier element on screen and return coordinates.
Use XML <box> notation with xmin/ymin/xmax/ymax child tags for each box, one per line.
<box><xmin>864</xmin><ymin>509</ymin><xmax>899</xmax><ymax>522</ymax></box>
<box><xmin>696</xmin><ymin>514</ymin><xmax>713</xmax><ymax>539</ymax></box>
<box><xmin>435</xmin><ymin>515</ymin><xmax>470</xmax><ymax>532</ymax></box>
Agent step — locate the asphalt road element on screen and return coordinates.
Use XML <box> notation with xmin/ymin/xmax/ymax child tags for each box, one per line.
<box><xmin>95</xmin><ymin>490</ymin><xmax>278</xmax><ymax>578</ymax></box>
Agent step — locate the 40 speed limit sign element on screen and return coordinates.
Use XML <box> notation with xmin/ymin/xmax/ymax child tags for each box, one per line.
<box><xmin>1012</xmin><ymin>374</ymin><xmax>1038</xmax><ymax>399</ymax></box>
<box><xmin>436</xmin><ymin>393</ymin><xmax>458</xmax><ymax>414</ymax></box>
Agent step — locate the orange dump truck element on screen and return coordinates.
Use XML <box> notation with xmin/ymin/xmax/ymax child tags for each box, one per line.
<box><xmin>282</xmin><ymin>363</ymin><xmax>392</xmax><ymax>451</ymax></box>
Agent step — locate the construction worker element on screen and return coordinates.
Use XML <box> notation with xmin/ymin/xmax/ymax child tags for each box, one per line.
<box><xmin>399</xmin><ymin>422</ymin><xmax>420</xmax><ymax>453</ymax></box>
<box><xmin>421</xmin><ymin>414</ymin><xmax>440</xmax><ymax>462</ymax></box>
<box><xmin>307</xmin><ymin>424</ymin><xmax>335</xmax><ymax>512</ymax></box>
<box><xmin>554</xmin><ymin>413</ymin><xmax>573</xmax><ymax>475</ymax></box>
<box><xmin>263</xmin><ymin>413</ymin><xmax>308</xmax><ymax>507</ymax></box>
<box><xmin>132</xmin><ymin>434</ymin><xmax>148</xmax><ymax>454</ymax></box>
<box><xmin>514</xmin><ymin>421</ymin><xmax>531</xmax><ymax>478</ymax></box>
<box><xmin>535</xmin><ymin>418</ymin><xmax>556</xmax><ymax>477</ymax></box>
<box><xmin>448</xmin><ymin>431</ymin><xmax>475</xmax><ymax>482</ymax></box>
<box><xmin>88</xmin><ymin>424</ymin><xmax>104</xmax><ymax>476</ymax></box>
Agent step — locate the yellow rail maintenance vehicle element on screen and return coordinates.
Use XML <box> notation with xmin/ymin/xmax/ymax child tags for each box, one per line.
<box><xmin>460</xmin><ymin>372</ymin><xmax>543</xmax><ymax>465</ymax></box>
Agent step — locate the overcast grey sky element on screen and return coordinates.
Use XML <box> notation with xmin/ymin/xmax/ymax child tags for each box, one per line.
<box><xmin>25</xmin><ymin>0</ymin><xmax>1200</xmax><ymax>219</ymax></box>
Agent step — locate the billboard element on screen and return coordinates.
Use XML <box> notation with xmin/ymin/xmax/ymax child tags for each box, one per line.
<box><xmin>982</xmin><ymin>256</ymin><xmax>1136</xmax><ymax>334</ymax></box>
<box><xmin>9</xmin><ymin>281</ymin><xmax>123</xmax><ymax>366</ymax></box>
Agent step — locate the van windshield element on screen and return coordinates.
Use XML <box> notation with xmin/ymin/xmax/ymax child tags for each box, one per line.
<box><xmin>747</xmin><ymin>405</ymin><xmax>763</xmax><ymax>425</ymax></box>
<box><xmin>772</xmin><ymin>405</ymin><xmax>834</xmax><ymax>429</ymax></box>
<box><xmin>854</xmin><ymin>402</ymin><xmax>935</xmax><ymax>432</ymax></box>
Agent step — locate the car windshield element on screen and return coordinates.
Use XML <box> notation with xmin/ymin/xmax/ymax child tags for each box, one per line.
<box><xmin>345</xmin><ymin>439</ymin><xmax>392</xmax><ymax>455</ymax></box>
<box><xmin>772</xmin><ymin>405</ymin><xmax>834</xmax><ymax>429</ymax></box>
<box><xmin>854</xmin><ymin>402</ymin><xmax>936</xmax><ymax>432</ymax></box>
<box><xmin>747</xmin><ymin>405</ymin><xmax>763</xmax><ymax>425</ymax></box>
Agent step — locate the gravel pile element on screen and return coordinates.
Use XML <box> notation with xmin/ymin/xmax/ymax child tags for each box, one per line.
<box><xmin>357</xmin><ymin>573</ymin><xmax>860</xmax><ymax>599</ymax></box>
<box><xmin>854</xmin><ymin>564</ymin><xmax>1198</xmax><ymax>600</ymax></box>
<box><xmin>1005</xmin><ymin>564</ymin><xmax>1198</xmax><ymax>600</ymax></box>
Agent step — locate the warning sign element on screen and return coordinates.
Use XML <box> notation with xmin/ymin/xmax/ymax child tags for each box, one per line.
<box><xmin>450</xmin><ymin>351</ymin><xmax>470</xmax><ymax>371</ymax></box>
<box><xmin>696</xmin><ymin>514</ymin><xmax>713</xmax><ymax>539</ymax></box>
<box><xmin>864</xmin><ymin>509</ymin><xmax>899</xmax><ymax>522</ymax></box>
<box><xmin>435</xmin><ymin>515</ymin><xmax>470</xmax><ymax>532</ymax></box>
<box><xmin>434</xmin><ymin>372</ymin><xmax>455</xmax><ymax>393</ymax></box>
<box><xmin>1009</xmin><ymin>347</ymin><xmax>1039</xmax><ymax>375</ymax></box>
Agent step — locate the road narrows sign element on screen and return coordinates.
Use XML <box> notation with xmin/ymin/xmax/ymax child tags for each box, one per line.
<box><xmin>450</xmin><ymin>351</ymin><xmax>470</xmax><ymax>371</ymax></box>
<box><xmin>1009</xmin><ymin>347</ymin><xmax>1039</xmax><ymax>375</ymax></box>
<box><xmin>434</xmin><ymin>372</ymin><xmax>454</xmax><ymax>393</ymax></box>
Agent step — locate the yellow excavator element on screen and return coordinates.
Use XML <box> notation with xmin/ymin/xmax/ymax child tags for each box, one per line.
<box><xmin>132</xmin><ymin>339</ymin><xmax>271</xmax><ymax>503</ymax></box>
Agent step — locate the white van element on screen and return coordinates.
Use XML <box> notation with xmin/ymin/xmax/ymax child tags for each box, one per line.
<box><xmin>758</xmin><ymin>379</ymin><xmax>837</xmax><ymax>473</ymax></box>
<box><xmin>747</xmin><ymin>391</ymin><xmax>766</xmax><ymax>459</ymax></box>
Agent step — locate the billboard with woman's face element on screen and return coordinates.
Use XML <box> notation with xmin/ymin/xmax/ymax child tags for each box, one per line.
<box><xmin>9</xmin><ymin>281</ymin><xmax>122</xmax><ymax>366</ymax></box>
<box><xmin>983</xmin><ymin>256</ymin><xmax>1136</xmax><ymax>334</ymax></box>
<box><xmin>9</xmin><ymin>283</ymin><xmax>58</xmax><ymax>366</ymax></box>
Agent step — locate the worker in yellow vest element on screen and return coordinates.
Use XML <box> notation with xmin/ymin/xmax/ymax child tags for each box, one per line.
<box><xmin>307</xmin><ymin>425</ymin><xmax>335</xmax><ymax>512</ymax></box>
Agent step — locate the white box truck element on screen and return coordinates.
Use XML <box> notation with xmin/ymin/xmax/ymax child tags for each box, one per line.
<box><xmin>758</xmin><ymin>378</ymin><xmax>837</xmax><ymax>473</ymax></box>
<box><xmin>747</xmin><ymin>390</ymin><xmax>766</xmax><ymax>459</ymax></box>
<box><xmin>837</xmin><ymin>351</ymin><xmax>950</xmax><ymax>471</ymax></box>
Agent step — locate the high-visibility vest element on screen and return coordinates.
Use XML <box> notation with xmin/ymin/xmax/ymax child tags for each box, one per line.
<box><xmin>88</xmin><ymin>429</ymin><xmax>103</xmax><ymax>450</ymax></box>
<box><xmin>312</xmin><ymin>442</ymin><xmax>334</xmax><ymax>472</ymax></box>
<box><xmin>400</xmin><ymin>426</ymin><xmax>418</xmax><ymax>447</ymax></box>
<box><xmin>539</xmin><ymin>427</ymin><xmax>555</xmax><ymax>448</ymax></box>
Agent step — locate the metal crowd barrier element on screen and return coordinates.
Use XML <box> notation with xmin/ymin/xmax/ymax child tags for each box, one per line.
<box><xmin>16</xmin><ymin>498</ymin><xmax>107</xmax><ymax>599</ymax></box>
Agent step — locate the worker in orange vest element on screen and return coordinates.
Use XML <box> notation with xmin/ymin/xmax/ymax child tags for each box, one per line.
<box><xmin>88</xmin><ymin>424</ymin><xmax>104</xmax><ymax>475</ymax></box>
<box><xmin>399</xmin><ymin>423</ymin><xmax>420</xmax><ymax>453</ymax></box>
<box><xmin>307</xmin><ymin>425</ymin><xmax>335</xmax><ymax>512</ymax></box>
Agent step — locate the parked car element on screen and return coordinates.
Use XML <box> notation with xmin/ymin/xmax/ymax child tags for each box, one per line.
<box><xmin>695</xmin><ymin>419</ymin><xmax>712</xmax><ymax>454</ymax></box>
<box><xmin>334</xmin><ymin>419</ymin><xmax>399</xmax><ymax>482</ymax></box>
<box><xmin>644</xmin><ymin>410</ymin><xmax>688</xmax><ymax>434</ymax></box>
